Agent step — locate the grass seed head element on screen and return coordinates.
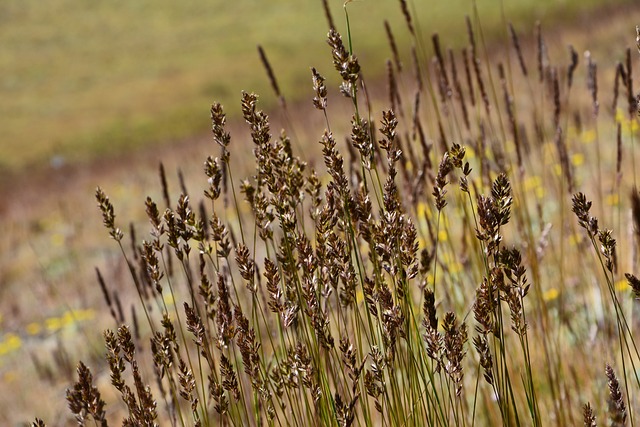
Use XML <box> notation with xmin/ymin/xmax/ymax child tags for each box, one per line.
<box><xmin>583</xmin><ymin>402</ymin><xmax>597</xmax><ymax>427</ymax></box>
<box><xmin>606</xmin><ymin>364</ymin><xmax>627</xmax><ymax>427</ymax></box>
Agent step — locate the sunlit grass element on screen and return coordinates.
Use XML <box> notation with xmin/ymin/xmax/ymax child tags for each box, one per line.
<box><xmin>1</xmin><ymin>0</ymin><xmax>631</xmax><ymax>171</ymax></box>
<box><xmin>3</xmin><ymin>1</ymin><xmax>640</xmax><ymax>425</ymax></box>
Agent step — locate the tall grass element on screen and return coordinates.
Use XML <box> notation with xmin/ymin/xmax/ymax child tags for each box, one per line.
<box><xmin>31</xmin><ymin>2</ymin><xmax>640</xmax><ymax>426</ymax></box>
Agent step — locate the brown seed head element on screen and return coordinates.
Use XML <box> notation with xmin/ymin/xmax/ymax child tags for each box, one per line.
<box><xmin>606</xmin><ymin>364</ymin><xmax>627</xmax><ymax>427</ymax></box>
<box><xmin>583</xmin><ymin>402</ymin><xmax>597</xmax><ymax>427</ymax></box>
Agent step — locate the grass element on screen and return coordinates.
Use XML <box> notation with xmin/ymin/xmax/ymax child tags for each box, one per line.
<box><xmin>17</xmin><ymin>1</ymin><xmax>640</xmax><ymax>425</ymax></box>
<box><xmin>0</xmin><ymin>0</ymin><xmax>636</xmax><ymax>425</ymax></box>
<box><xmin>0</xmin><ymin>0</ymin><xmax>631</xmax><ymax>172</ymax></box>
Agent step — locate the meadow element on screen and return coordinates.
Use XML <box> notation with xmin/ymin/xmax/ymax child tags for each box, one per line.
<box><xmin>2</xmin><ymin>0</ymin><xmax>640</xmax><ymax>425</ymax></box>
<box><xmin>0</xmin><ymin>0</ymin><xmax>625</xmax><ymax>172</ymax></box>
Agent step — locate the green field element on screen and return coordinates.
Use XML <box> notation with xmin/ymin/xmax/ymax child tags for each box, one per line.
<box><xmin>0</xmin><ymin>0</ymin><xmax>628</xmax><ymax>172</ymax></box>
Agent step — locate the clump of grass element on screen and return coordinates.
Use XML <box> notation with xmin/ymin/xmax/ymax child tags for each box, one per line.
<box><xmin>30</xmin><ymin>5</ymin><xmax>640</xmax><ymax>426</ymax></box>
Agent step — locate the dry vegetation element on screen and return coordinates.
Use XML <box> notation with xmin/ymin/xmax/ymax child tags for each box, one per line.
<box><xmin>4</xmin><ymin>1</ymin><xmax>640</xmax><ymax>426</ymax></box>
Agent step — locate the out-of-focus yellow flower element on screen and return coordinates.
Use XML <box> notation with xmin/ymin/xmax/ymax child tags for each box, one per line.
<box><xmin>51</xmin><ymin>233</ymin><xmax>65</xmax><ymax>247</ymax></box>
<box><xmin>553</xmin><ymin>164</ymin><xmax>562</xmax><ymax>177</ymax></box>
<box><xmin>417</xmin><ymin>202</ymin><xmax>430</xmax><ymax>220</ymax></box>
<box><xmin>523</xmin><ymin>176</ymin><xmax>542</xmax><ymax>192</ymax></box>
<box><xmin>615</xmin><ymin>279</ymin><xmax>628</xmax><ymax>292</ymax></box>
<box><xmin>3</xmin><ymin>371</ymin><xmax>17</xmax><ymax>383</ymax></box>
<box><xmin>163</xmin><ymin>292</ymin><xmax>175</xmax><ymax>307</ymax></box>
<box><xmin>466</xmin><ymin>148</ymin><xmax>476</xmax><ymax>159</ymax></box>
<box><xmin>61</xmin><ymin>311</ymin><xmax>77</xmax><ymax>328</ymax></box>
<box><xmin>26</xmin><ymin>322</ymin><xmax>41</xmax><ymax>336</ymax></box>
<box><xmin>0</xmin><ymin>333</ymin><xmax>22</xmax><ymax>356</ymax></box>
<box><xmin>605</xmin><ymin>194</ymin><xmax>620</xmax><ymax>207</ymax></box>
<box><xmin>45</xmin><ymin>317</ymin><xmax>63</xmax><ymax>333</ymax></box>
<box><xmin>543</xmin><ymin>288</ymin><xmax>560</xmax><ymax>302</ymax></box>
<box><xmin>522</xmin><ymin>175</ymin><xmax>545</xmax><ymax>198</ymax></box>
<box><xmin>568</xmin><ymin>234</ymin><xmax>581</xmax><ymax>246</ymax></box>
<box><xmin>440</xmin><ymin>253</ymin><xmax>462</xmax><ymax>275</ymax></box>
<box><xmin>614</xmin><ymin>112</ymin><xmax>638</xmax><ymax>133</ymax></box>
<box><xmin>571</xmin><ymin>153</ymin><xmax>584</xmax><ymax>167</ymax></box>
<box><xmin>581</xmin><ymin>129</ymin><xmax>596</xmax><ymax>144</ymax></box>
<box><xmin>77</xmin><ymin>309</ymin><xmax>96</xmax><ymax>321</ymax></box>
<box><xmin>447</xmin><ymin>262</ymin><xmax>463</xmax><ymax>275</ymax></box>
<box><xmin>505</xmin><ymin>141</ymin><xmax>515</xmax><ymax>154</ymax></box>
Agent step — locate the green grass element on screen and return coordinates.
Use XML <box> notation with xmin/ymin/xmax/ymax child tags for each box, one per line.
<box><xmin>0</xmin><ymin>0</ymin><xmax>629</xmax><ymax>172</ymax></box>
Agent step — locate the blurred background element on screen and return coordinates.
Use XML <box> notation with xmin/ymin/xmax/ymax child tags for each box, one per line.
<box><xmin>0</xmin><ymin>0</ymin><xmax>621</xmax><ymax>174</ymax></box>
<box><xmin>0</xmin><ymin>0</ymin><xmax>637</xmax><ymax>423</ymax></box>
